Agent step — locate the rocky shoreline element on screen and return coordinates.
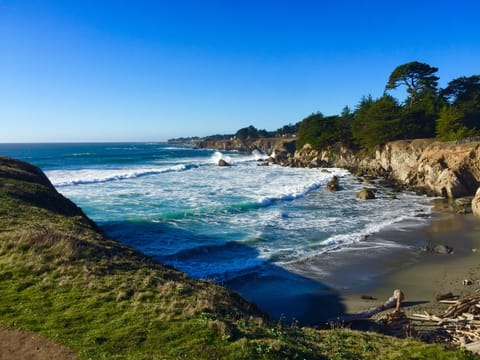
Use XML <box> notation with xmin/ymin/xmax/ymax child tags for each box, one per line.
<box><xmin>197</xmin><ymin>137</ymin><xmax>480</xmax><ymax>214</ymax></box>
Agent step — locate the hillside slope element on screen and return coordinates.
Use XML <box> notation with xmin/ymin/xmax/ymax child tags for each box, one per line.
<box><xmin>0</xmin><ymin>156</ymin><xmax>474</xmax><ymax>359</ymax></box>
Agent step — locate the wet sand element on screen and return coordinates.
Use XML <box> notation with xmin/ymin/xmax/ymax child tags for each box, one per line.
<box><xmin>227</xmin><ymin>200</ymin><xmax>480</xmax><ymax>326</ymax></box>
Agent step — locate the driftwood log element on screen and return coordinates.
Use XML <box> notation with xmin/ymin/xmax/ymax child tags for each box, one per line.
<box><xmin>409</xmin><ymin>294</ymin><xmax>480</xmax><ymax>353</ymax></box>
<box><xmin>339</xmin><ymin>289</ymin><xmax>405</xmax><ymax>321</ymax></box>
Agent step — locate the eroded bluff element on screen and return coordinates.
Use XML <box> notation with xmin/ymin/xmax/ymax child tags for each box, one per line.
<box><xmin>294</xmin><ymin>139</ymin><xmax>480</xmax><ymax>198</ymax></box>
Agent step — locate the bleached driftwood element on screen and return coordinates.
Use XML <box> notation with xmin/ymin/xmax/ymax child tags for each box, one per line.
<box><xmin>339</xmin><ymin>289</ymin><xmax>404</xmax><ymax>321</ymax></box>
<box><xmin>410</xmin><ymin>294</ymin><xmax>480</xmax><ymax>352</ymax></box>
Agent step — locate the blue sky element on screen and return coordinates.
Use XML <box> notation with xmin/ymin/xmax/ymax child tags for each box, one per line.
<box><xmin>1</xmin><ymin>0</ymin><xmax>479</xmax><ymax>142</ymax></box>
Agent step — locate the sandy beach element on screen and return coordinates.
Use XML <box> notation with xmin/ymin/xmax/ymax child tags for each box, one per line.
<box><xmin>341</xmin><ymin>204</ymin><xmax>480</xmax><ymax>320</ymax></box>
<box><xmin>227</xmin><ymin>200</ymin><xmax>480</xmax><ymax>327</ymax></box>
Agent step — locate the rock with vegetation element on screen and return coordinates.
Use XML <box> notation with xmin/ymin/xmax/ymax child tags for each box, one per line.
<box><xmin>0</xmin><ymin>156</ymin><xmax>473</xmax><ymax>359</ymax></box>
<box><xmin>356</xmin><ymin>188</ymin><xmax>376</xmax><ymax>200</ymax></box>
<box><xmin>473</xmin><ymin>187</ymin><xmax>480</xmax><ymax>217</ymax></box>
<box><xmin>289</xmin><ymin>61</ymin><xmax>480</xmax><ymax>198</ymax></box>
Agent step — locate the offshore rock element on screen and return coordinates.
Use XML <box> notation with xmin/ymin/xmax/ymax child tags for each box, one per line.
<box><xmin>326</xmin><ymin>176</ymin><xmax>340</xmax><ymax>192</ymax></box>
<box><xmin>356</xmin><ymin>188</ymin><xmax>376</xmax><ymax>200</ymax></box>
<box><xmin>473</xmin><ymin>188</ymin><xmax>480</xmax><ymax>217</ymax></box>
<box><xmin>218</xmin><ymin>159</ymin><xmax>231</xmax><ymax>167</ymax></box>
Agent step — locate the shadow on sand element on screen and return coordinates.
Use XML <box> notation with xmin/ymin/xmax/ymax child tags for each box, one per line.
<box><xmin>100</xmin><ymin>219</ymin><xmax>431</xmax><ymax>329</ymax></box>
<box><xmin>101</xmin><ymin>220</ymin><xmax>349</xmax><ymax>326</ymax></box>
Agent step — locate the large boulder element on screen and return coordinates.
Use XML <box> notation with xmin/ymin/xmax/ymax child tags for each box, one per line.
<box><xmin>356</xmin><ymin>188</ymin><xmax>376</xmax><ymax>200</ymax></box>
<box><xmin>473</xmin><ymin>187</ymin><xmax>480</xmax><ymax>217</ymax></box>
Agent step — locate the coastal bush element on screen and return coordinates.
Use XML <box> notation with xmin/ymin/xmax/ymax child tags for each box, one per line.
<box><xmin>436</xmin><ymin>75</ymin><xmax>480</xmax><ymax>141</ymax></box>
<box><xmin>436</xmin><ymin>106</ymin><xmax>478</xmax><ymax>141</ymax></box>
<box><xmin>196</xmin><ymin>62</ymin><xmax>479</xmax><ymax>153</ymax></box>
<box><xmin>296</xmin><ymin>108</ymin><xmax>353</xmax><ymax>150</ymax></box>
<box><xmin>350</xmin><ymin>94</ymin><xmax>403</xmax><ymax>149</ymax></box>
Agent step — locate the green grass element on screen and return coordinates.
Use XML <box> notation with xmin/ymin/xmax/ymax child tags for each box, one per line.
<box><xmin>0</xmin><ymin>156</ymin><xmax>477</xmax><ymax>359</ymax></box>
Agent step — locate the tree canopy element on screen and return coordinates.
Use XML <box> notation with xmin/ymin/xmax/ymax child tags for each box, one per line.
<box><xmin>207</xmin><ymin>62</ymin><xmax>479</xmax><ymax>151</ymax></box>
<box><xmin>296</xmin><ymin>63</ymin><xmax>478</xmax><ymax>150</ymax></box>
<box><xmin>441</xmin><ymin>75</ymin><xmax>480</xmax><ymax>105</ymax></box>
<box><xmin>436</xmin><ymin>75</ymin><xmax>480</xmax><ymax>140</ymax></box>
<box><xmin>350</xmin><ymin>95</ymin><xmax>402</xmax><ymax>149</ymax></box>
<box><xmin>385</xmin><ymin>61</ymin><xmax>439</xmax><ymax>108</ymax></box>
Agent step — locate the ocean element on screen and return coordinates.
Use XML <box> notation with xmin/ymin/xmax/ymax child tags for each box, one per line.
<box><xmin>0</xmin><ymin>142</ymin><xmax>432</xmax><ymax>322</ymax></box>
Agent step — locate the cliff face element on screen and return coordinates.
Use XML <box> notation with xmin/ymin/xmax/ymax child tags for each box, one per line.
<box><xmin>196</xmin><ymin>136</ymin><xmax>480</xmax><ymax>198</ymax></box>
<box><xmin>294</xmin><ymin>140</ymin><xmax>480</xmax><ymax>198</ymax></box>
<box><xmin>195</xmin><ymin>137</ymin><xmax>296</xmax><ymax>156</ymax></box>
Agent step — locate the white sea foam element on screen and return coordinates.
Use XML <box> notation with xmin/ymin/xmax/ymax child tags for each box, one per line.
<box><xmin>50</xmin><ymin>145</ymin><xmax>433</xmax><ymax>282</ymax></box>
<box><xmin>47</xmin><ymin>164</ymin><xmax>194</xmax><ymax>187</ymax></box>
<box><xmin>210</xmin><ymin>150</ymin><xmax>267</xmax><ymax>165</ymax></box>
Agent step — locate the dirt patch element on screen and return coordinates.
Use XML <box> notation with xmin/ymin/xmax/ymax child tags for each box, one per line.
<box><xmin>0</xmin><ymin>329</ymin><xmax>79</xmax><ymax>360</ymax></box>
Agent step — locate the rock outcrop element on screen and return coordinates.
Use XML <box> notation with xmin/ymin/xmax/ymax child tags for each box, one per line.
<box><xmin>295</xmin><ymin>140</ymin><xmax>480</xmax><ymax>198</ymax></box>
<box><xmin>473</xmin><ymin>188</ymin><xmax>480</xmax><ymax>216</ymax></box>
<box><xmin>197</xmin><ymin>136</ymin><xmax>480</xmax><ymax>199</ymax></box>
<box><xmin>196</xmin><ymin>137</ymin><xmax>296</xmax><ymax>158</ymax></box>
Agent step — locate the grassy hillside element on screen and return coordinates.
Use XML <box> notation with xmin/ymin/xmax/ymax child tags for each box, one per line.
<box><xmin>0</xmin><ymin>156</ymin><xmax>475</xmax><ymax>359</ymax></box>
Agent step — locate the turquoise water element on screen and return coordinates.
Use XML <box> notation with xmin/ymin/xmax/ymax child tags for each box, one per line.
<box><xmin>1</xmin><ymin>143</ymin><xmax>432</xmax><ymax>320</ymax></box>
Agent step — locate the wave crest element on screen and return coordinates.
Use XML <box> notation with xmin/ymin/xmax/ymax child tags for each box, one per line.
<box><xmin>48</xmin><ymin>164</ymin><xmax>197</xmax><ymax>187</ymax></box>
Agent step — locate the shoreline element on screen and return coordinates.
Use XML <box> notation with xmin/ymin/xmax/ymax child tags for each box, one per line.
<box><xmin>227</xmin><ymin>199</ymin><xmax>480</xmax><ymax>326</ymax></box>
<box><xmin>339</xmin><ymin>206</ymin><xmax>480</xmax><ymax>320</ymax></box>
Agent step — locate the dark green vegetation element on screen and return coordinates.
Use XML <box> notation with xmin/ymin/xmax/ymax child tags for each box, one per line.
<box><xmin>234</xmin><ymin>124</ymin><xmax>299</xmax><ymax>142</ymax></box>
<box><xmin>169</xmin><ymin>124</ymin><xmax>298</xmax><ymax>144</ymax></box>
<box><xmin>0</xmin><ymin>159</ymin><xmax>477</xmax><ymax>358</ymax></box>
<box><xmin>192</xmin><ymin>61</ymin><xmax>479</xmax><ymax>152</ymax></box>
<box><xmin>296</xmin><ymin>61</ymin><xmax>480</xmax><ymax>150</ymax></box>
